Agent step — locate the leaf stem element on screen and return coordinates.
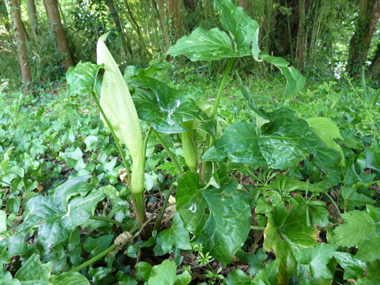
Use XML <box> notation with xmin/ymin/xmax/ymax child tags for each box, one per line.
<box><xmin>250</xmin><ymin>226</ymin><xmax>266</xmax><ymax>231</ymax></box>
<box><xmin>151</xmin><ymin>128</ymin><xmax>183</xmax><ymax>175</ymax></box>
<box><xmin>69</xmin><ymin>222</ymin><xmax>143</xmax><ymax>273</ymax></box>
<box><xmin>92</xmin><ymin>91</ymin><xmax>131</xmax><ymax>185</ymax></box>
<box><xmin>211</xmin><ymin>57</ymin><xmax>235</xmax><ymax>119</ymax></box>
<box><xmin>89</xmin><ymin>215</ymin><xmax>128</xmax><ymax>229</ymax></box>
<box><xmin>200</xmin><ymin>57</ymin><xmax>235</xmax><ymax>183</ymax></box>
<box><xmin>325</xmin><ymin>192</ymin><xmax>340</xmax><ymax>214</ymax></box>
<box><xmin>154</xmin><ymin>182</ymin><xmax>177</xmax><ymax>231</ymax></box>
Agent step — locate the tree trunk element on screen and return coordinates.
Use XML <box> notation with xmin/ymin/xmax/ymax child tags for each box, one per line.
<box><xmin>151</xmin><ymin>0</ymin><xmax>166</xmax><ymax>47</ymax></box>
<box><xmin>43</xmin><ymin>0</ymin><xmax>73</xmax><ymax>70</ymax></box>
<box><xmin>239</xmin><ymin>0</ymin><xmax>249</xmax><ymax>12</ymax></box>
<box><xmin>166</xmin><ymin>0</ymin><xmax>181</xmax><ymax>50</ymax></box>
<box><xmin>0</xmin><ymin>0</ymin><xmax>13</xmax><ymax>38</ymax></box>
<box><xmin>369</xmin><ymin>44</ymin><xmax>380</xmax><ymax>79</ymax></box>
<box><xmin>105</xmin><ymin>0</ymin><xmax>133</xmax><ymax>57</ymax></box>
<box><xmin>10</xmin><ymin>0</ymin><xmax>32</xmax><ymax>90</ymax></box>
<box><xmin>26</xmin><ymin>0</ymin><xmax>39</xmax><ymax>37</ymax></box>
<box><xmin>184</xmin><ymin>0</ymin><xmax>196</xmax><ymax>12</ymax></box>
<box><xmin>157</xmin><ymin>0</ymin><xmax>169</xmax><ymax>51</ymax></box>
<box><xmin>346</xmin><ymin>0</ymin><xmax>380</xmax><ymax>77</ymax></box>
<box><xmin>296</xmin><ymin>0</ymin><xmax>305</xmax><ymax>69</ymax></box>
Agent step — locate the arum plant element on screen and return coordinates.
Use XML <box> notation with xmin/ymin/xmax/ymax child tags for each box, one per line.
<box><xmin>67</xmin><ymin>34</ymin><xmax>146</xmax><ymax>223</ymax></box>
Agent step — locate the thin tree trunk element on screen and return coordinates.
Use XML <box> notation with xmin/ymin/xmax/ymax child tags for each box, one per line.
<box><xmin>43</xmin><ymin>0</ymin><xmax>73</xmax><ymax>70</ymax></box>
<box><xmin>346</xmin><ymin>0</ymin><xmax>380</xmax><ymax>77</ymax></box>
<box><xmin>265</xmin><ymin>0</ymin><xmax>272</xmax><ymax>54</ymax></box>
<box><xmin>369</xmin><ymin>44</ymin><xmax>380</xmax><ymax>79</ymax></box>
<box><xmin>239</xmin><ymin>0</ymin><xmax>249</xmax><ymax>12</ymax></box>
<box><xmin>166</xmin><ymin>0</ymin><xmax>181</xmax><ymax>50</ymax></box>
<box><xmin>183</xmin><ymin>0</ymin><xmax>196</xmax><ymax>12</ymax></box>
<box><xmin>26</xmin><ymin>0</ymin><xmax>39</xmax><ymax>37</ymax></box>
<box><xmin>157</xmin><ymin>0</ymin><xmax>169</xmax><ymax>51</ymax></box>
<box><xmin>0</xmin><ymin>0</ymin><xmax>13</xmax><ymax>39</ymax></box>
<box><xmin>105</xmin><ymin>0</ymin><xmax>133</xmax><ymax>57</ymax></box>
<box><xmin>10</xmin><ymin>0</ymin><xmax>32</xmax><ymax>91</ymax></box>
<box><xmin>296</xmin><ymin>0</ymin><xmax>305</xmax><ymax>69</ymax></box>
<box><xmin>151</xmin><ymin>0</ymin><xmax>166</xmax><ymax>47</ymax></box>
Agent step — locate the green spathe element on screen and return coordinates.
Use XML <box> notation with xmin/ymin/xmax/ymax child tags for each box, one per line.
<box><xmin>97</xmin><ymin>35</ymin><xmax>144</xmax><ymax>195</ymax></box>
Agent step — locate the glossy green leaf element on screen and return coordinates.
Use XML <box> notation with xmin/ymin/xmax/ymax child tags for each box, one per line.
<box><xmin>241</xmin><ymin>248</ymin><xmax>268</xmax><ymax>275</ymax></box>
<box><xmin>260</xmin><ymin>53</ymin><xmax>306</xmax><ymax>99</ymax></box>
<box><xmin>154</xmin><ymin>213</ymin><xmax>191</xmax><ymax>255</ymax></box>
<box><xmin>116</xmin><ymin>271</ymin><xmax>138</xmax><ymax>285</ymax></box>
<box><xmin>306</xmin><ymin>117</ymin><xmax>344</xmax><ymax>166</ymax></box>
<box><xmin>14</xmin><ymin>254</ymin><xmax>53</xmax><ymax>285</ymax></box>
<box><xmin>0</xmin><ymin>271</ymin><xmax>21</xmax><ymax>285</ymax></box>
<box><xmin>129</xmin><ymin>77</ymin><xmax>204</xmax><ymax>134</ymax></box>
<box><xmin>173</xmin><ymin>271</ymin><xmax>192</xmax><ymax>285</ymax></box>
<box><xmin>127</xmin><ymin>231</ymin><xmax>157</xmax><ymax>258</ymax></box>
<box><xmin>148</xmin><ymin>259</ymin><xmax>177</xmax><ymax>285</ymax></box>
<box><xmin>135</xmin><ymin>262</ymin><xmax>153</xmax><ymax>282</ymax></box>
<box><xmin>167</xmin><ymin>27</ymin><xmax>235</xmax><ymax>61</ymax></box>
<box><xmin>50</xmin><ymin>272</ymin><xmax>90</xmax><ymax>285</ymax></box>
<box><xmin>8</xmin><ymin>177</ymin><xmax>105</xmax><ymax>256</ymax></box>
<box><xmin>214</xmin><ymin>0</ymin><xmax>260</xmax><ymax>59</ymax></box>
<box><xmin>224</xmin><ymin>269</ymin><xmax>252</xmax><ymax>285</ymax></box>
<box><xmin>295</xmin><ymin>244</ymin><xmax>337</xmax><ymax>281</ymax></box>
<box><xmin>263</xmin><ymin>201</ymin><xmax>318</xmax><ymax>284</ymax></box>
<box><xmin>97</xmin><ymin>34</ymin><xmax>144</xmax><ymax>195</ymax></box>
<box><xmin>333</xmin><ymin>252</ymin><xmax>366</xmax><ymax>280</ymax></box>
<box><xmin>84</xmin><ymin>235</ymin><xmax>114</xmax><ymax>258</ymax></box>
<box><xmin>176</xmin><ymin>172</ymin><xmax>251</xmax><ymax>264</ymax></box>
<box><xmin>66</xmin><ymin>61</ymin><xmax>102</xmax><ymax>97</ymax></box>
<box><xmin>88</xmin><ymin>267</ymin><xmax>115</xmax><ymax>284</ymax></box>
<box><xmin>203</xmin><ymin>109</ymin><xmax>340</xmax><ymax>170</ymax></box>
<box><xmin>265</xmin><ymin>175</ymin><xmax>325</xmax><ymax>194</ymax></box>
<box><xmin>355</xmin><ymin>262</ymin><xmax>380</xmax><ymax>285</ymax></box>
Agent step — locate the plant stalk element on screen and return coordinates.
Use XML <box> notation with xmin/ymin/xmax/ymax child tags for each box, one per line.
<box><xmin>200</xmin><ymin>57</ymin><xmax>235</xmax><ymax>183</ymax></box>
<box><xmin>154</xmin><ymin>182</ymin><xmax>176</xmax><ymax>231</ymax></box>
<box><xmin>90</xmin><ymin>215</ymin><xmax>128</xmax><ymax>229</ymax></box>
<box><xmin>250</xmin><ymin>226</ymin><xmax>266</xmax><ymax>230</ymax></box>
<box><xmin>151</xmin><ymin>128</ymin><xmax>183</xmax><ymax>175</ymax></box>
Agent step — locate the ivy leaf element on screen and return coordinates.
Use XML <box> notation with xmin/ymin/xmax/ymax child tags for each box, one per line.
<box><xmin>154</xmin><ymin>213</ymin><xmax>191</xmax><ymax>255</ymax></box>
<box><xmin>135</xmin><ymin>262</ymin><xmax>153</xmax><ymax>282</ymax></box>
<box><xmin>295</xmin><ymin>244</ymin><xmax>337</xmax><ymax>281</ymax></box>
<box><xmin>8</xmin><ymin>177</ymin><xmax>105</xmax><ymax>256</ymax></box>
<box><xmin>148</xmin><ymin>260</ymin><xmax>177</xmax><ymax>285</ymax></box>
<box><xmin>129</xmin><ymin>77</ymin><xmax>204</xmax><ymax>134</ymax></box>
<box><xmin>84</xmin><ymin>235</ymin><xmax>114</xmax><ymax>259</ymax></box>
<box><xmin>259</xmin><ymin>54</ymin><xmax>306</xmax><ymax>99</ymax></box>
<box><xmin>214</xmin><ymin>0</ymin><xmax>260</xmax><ymax>59</ymax></box>
<box><xmin>14</xmin><ymin>254</ymin><xmax>53</xmax><ymax>285</ymax></box>
<box><xmin>50</xmin><ymin>272</ymin><xmax>91</xmax><ymax>285</ymax></box>
<box><xmin>66</xmin><ymin>61</ymin><xmax>102</xmax><ymax>97</ymax></box>
<box><xmin>176</xmin><ymin>172</ymin><xmax>251</xmax><ymax>264</ymax></box>
<box><xmin>224</xmin><ymin>269</ymin><xmax>252</xmax><ymax>285</ymax></box>
<box><xmin>263</xmin><ymin>201</ymin><xmax>318</xmax><ymax>284</ymax></box>
<box><xmin>237</xmin><ymin>248</ymin><xmax>268</xmax><ymax>275</ymax></box>
<box><xmin>333</xmin><ymin>210</ymin><xmax>377</xmax><ymax>247</ymax></box>
<box><xmin>127</xmin><ymin>231</ymin><xmax>157</xmax><ymax>258</ymax></box>
<box><xmin>333</xmin><ymin>252</ymin><xmax>367</xmax><ymax>280</ymax></box>
<box><xmin>167</xmin><ymin>28</ymin><xmax>235</xmax><ymax>61</ymax></box>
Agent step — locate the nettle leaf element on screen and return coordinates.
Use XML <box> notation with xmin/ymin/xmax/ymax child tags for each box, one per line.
<box><xmin>259</xmin><ymin>53</ymin><xmax>306</xmax><ymax>99</ymax></box>
<box><xmin>263</xmin><ymin>201</ymin><xmax>318</xmax><ymax>284</ymax></box>
<box><xmin>333</xmin><ymin>210</ymin><xmax>377</xmax><ymax>247</ymax></box>
<box><xmin>14</xmin><ymin>254</ymin><xmax>53</xmax><ymax>285</ymax></box>
<box><xmin>333</xmin><ymin>252</ymin><xmax>367</xmax><ymax>280</ymax></box>
<box><xmin>167</xmin><ymin>27</ymin><xmax>235</xmax><ymax>61</ymax></box>
<box><xmin>295</xmin><ymin>244</ymin><xmax>337</xmax><ymax>281</ymax></box>
<box><xmin>176</xmin><ymin>172</ymin><xmax>251</xmax><ymax>264</ymax></box>
<box><xmin>154</xmin><ymin>213</ymin><xmax>191</xmax><ymax>255</ymax></box>
<box><xmin>306</xmin><ymin>117</ymin><xmax>344</xmax><ymax>166</ymax></box>
<box><xmin>203</xmin><ymin>108</ymin><xmax>340</xmax><ymax>170</ymax></box>
<box><xmin>129</xmin><ymin>77</ymin><xmax>204</xmax><ymax>134</ymax></box>
<box><xmin>8</xmin><ymin>177</ymin><xmax>105</xmax><ymax>256</ymax></box>
<box><xmin>50</xmin><ymin>272</ymin><xmax>91</xmax><ymax>285</ymax></box>
<box><xmin>214</xmin><ymin>0</ymin><xmax>260</xmax><ymax>59</ymax></box>
<box><xmin>66</xmin><ymin>61</ymin><xmax>102</xmax><ymax>97</ymax></box>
